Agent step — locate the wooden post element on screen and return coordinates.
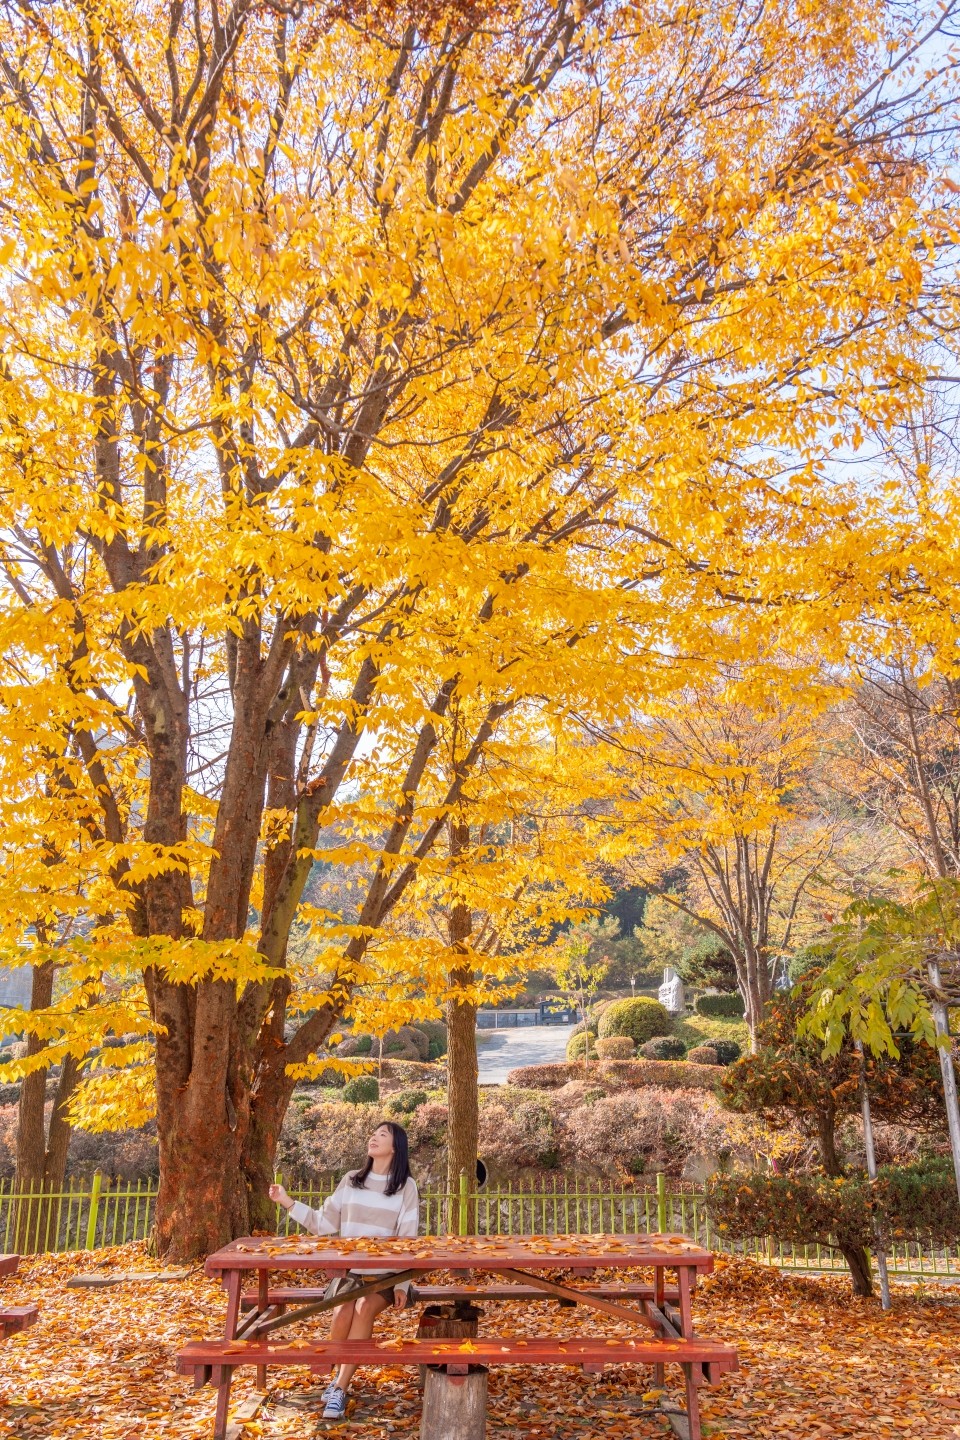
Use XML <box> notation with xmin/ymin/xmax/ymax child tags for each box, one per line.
<box><xmin>85</xmin><ymin>1171</ymin><xmax>103</xmax><ymax>1251</ymax></box>
<box><xmin>421</xmin><ymin>1367</ymin><xmax>487</xmax><ymax>1440</ymax></box>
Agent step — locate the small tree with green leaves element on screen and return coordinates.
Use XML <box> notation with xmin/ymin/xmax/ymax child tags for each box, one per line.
<box><xmin>720</xmin><ymin>978</ymin><xmax>946</xmax><ymax>1295</ymax></box>
<box><xmin>552</xmin><ymin>928</ymin><xmax>611</xmax><ymax>1075</ymax></box>
<box><xmin>801</xmin><ymin>881</ymin><xmax>960</xmax><ymax>1207</ymax></box>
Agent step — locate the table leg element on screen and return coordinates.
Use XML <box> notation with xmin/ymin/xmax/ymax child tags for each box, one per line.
<box><xmin>223</xmin><ymin>1271</ymin><xmax>243</xmax><ymax>1342</ymax></box>
<box><xmin>677</xmin><ymin>1267</ymin><xmax>694</xmax><ymax>1339</ymax></box>
<box><xmin>213</xmin><ymin>1365</ymin><xmax>234</xmax><ymax>1440</ymax></box>
<box><xmin>653</xmin><ymin>1266</ymin><xmax>666</xmax><ymax>1385</ymax></box>
<box><xmin>256</xmin><ymin>1272</ymin><xmax>268</xmax><ymax>1390</ymax></box>
<box><xmin>682</xmin><ymin>1363</ymin><xmax>701</xmax><ymax>1440</ymax></box>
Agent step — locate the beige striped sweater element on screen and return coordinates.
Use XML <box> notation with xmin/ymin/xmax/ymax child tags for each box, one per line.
<box><xmin>288</xmin><ymin>1169</ymin><xmax>419</xmax><ymax>1289</ymax></box>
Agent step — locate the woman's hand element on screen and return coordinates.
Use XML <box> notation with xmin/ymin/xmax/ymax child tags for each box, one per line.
<box><xmin>393</xmin><ymin>1287</ymin><xmax>408</xmax><ymax>1310</ymax></box>
<box><xmin>268</xmin><ymin>1183</ymin><xmax>294</xmax><ymax>1211</ymax></box>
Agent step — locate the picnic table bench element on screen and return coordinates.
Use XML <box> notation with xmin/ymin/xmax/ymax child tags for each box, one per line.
<box><xmin>179</xmin><ymin>1233</ymin><xmax>738</xmax><ymax>1440</ymax></box>
<box><xmin>0</xmin><ymin>1255</ymin><xmax>38</xmax><ymax>1339</ymax></box>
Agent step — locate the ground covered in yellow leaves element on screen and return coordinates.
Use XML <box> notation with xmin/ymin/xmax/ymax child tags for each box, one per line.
<box><xmin>0</xmin><ymin>1245</ymin><xmax>957</xmax><ymax>1439</ymax></box>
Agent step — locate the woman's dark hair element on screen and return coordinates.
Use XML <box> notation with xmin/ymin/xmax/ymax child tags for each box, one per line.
<box><xmin>351</xmin><ymin>1120</ymin><xmax>411</xmax><ymax>1196</ymax></box>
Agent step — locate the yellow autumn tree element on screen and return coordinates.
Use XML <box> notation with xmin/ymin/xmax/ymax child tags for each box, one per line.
<box><xmin>0</xmin><ymin>0</ymin><xmax>956</xmax><ymax>1257</ymax></box>
<box><xmin>595</xmin><ymin>667</ymin><xmax>855</xmax><ymax>1041</ymax></box>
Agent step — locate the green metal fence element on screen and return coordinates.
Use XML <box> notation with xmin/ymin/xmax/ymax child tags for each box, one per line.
<box><xmin>1</xmin><ymin>1171</ymin><xmax>958</xmax><ymax>1280</ymax></box>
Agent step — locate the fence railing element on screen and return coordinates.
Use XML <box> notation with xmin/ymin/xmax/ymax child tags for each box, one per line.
<box><xmin>1</xmin><ymin>1171</ymin><xmax>957</xmax><ymax>1280</ymax></box>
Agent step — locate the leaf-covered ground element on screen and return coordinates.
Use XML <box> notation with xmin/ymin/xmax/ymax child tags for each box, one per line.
<box><xmin>0</xmin><ymin>1245</ymin><xmax>957</xmax><ymax>1438</ymax></box>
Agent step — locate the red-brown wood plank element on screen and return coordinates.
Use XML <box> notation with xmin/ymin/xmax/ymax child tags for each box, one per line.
<box><xmin>240</xmin><ymin>1282</ymin><xmax>683</xmax><ymax>1309</ymax></box>
<box><xmin>177</xmin><ymin>1334</ymin><xmax>738</xmax><ymax>1372</ymax></box>
<box><xmin>0</xmin><ymin>1304</ymin><xmax>38</xmax><ymax>1336</ymax></box>
<box><xmin>206</xmin><ymin>1234</ymin><xmax>712</xmax><ymax>1278</ymax></box>
<box><xmin>0</xmin><ymin>1256</ymin><xmax>19</xmax><ymax>1279</ymax></box>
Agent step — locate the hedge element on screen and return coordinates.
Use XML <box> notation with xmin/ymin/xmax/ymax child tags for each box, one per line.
<box><xmin>418</xmin><ymin>1020</ymin><xmax>448</xmax><ymax>1060</ymax></box>
<box><xmin>596</xmin><ymin>1036</ymin><xmax>636</xmax><ymax>1060</ymax></box>
<box><xmin>710</xmin><ymin>1039</ymin><xmax>742</xmax><ymax>1065</ymax></box>
<box><xmin>598</xmin><ymin>997</ymin><xmax>671</xmax><ymax>1046</ymax></box>
<box><xmin>343</xmin><ymin>1075</ymin><xmax>380</xmax><ymax>1104</ymax></box>
<box><xmin>694</xmin><ymin>992</ymin><xmax>745</xmax><ymax>1018</ymax></box>
<box><xmin>687</xmin><ymin>1045</ymin><xmax>719</xmax><ymax>1065</ymax></box>
<box><xmin>567</xmin><ymin>1031</ymin><xmax>597</xmax><ymax>1060</ymax></box>
<box><xmin>505</xmin><ymin>1059</ymin><xmax>723</xmax><ymax>1090</ymax></box>
<box><xmin>706</xmin><ymin>1158</ymin><xmax>960</xmax><ymax>1252</ymax></box>
<box><xmin>638</xmin><ymin>1036</ymin><xmax>686</xmax><ymax>1061</ymax></box>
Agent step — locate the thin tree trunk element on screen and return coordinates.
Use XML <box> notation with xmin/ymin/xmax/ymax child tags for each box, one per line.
<box><xmin>15</xmin><ymin>963</ymin><xmax>81</xmax><ymax>1252</ymax></box>
<box><xmin>838</xmin><ymin>1243</ymin><xmax>873</xmax><ymax>1297</ymax></box>
<box><xmin>446</xmin><ymin>821</ymin><xmax>477</xmax><ymax>1234</ymax></box>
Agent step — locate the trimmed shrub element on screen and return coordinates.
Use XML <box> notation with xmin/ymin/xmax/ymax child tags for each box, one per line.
<box><xmin>342</xmin><ymin>1075</ymin><xmax>379</xmax><ymax>1104</ymax></box>
<box><xmin>711</xmin><ymin>1039</ymin><xmax>742</xmax><ymax>1066</ymax></box>
<box><xmin>562</xmin><ymin>1088</ymin><xmax>737</xmax><ymax>1177</ymax></box>
<box><xmin>375</xmin><ymin>1026</ymin><xmax>430</xmax><ymax>1061</ymax></box>
<box><xmin>706</xmin><ymin>1158</ymin><xmax>960</xmax><ymax>1294</ymax></box>
<box><xmin>686</xmin><ymin>1045</ymin><xmax>720</xmax><ymax>1065</ymax></box>
<box><xmin>596</xmin><ymin>1036</ymin><xmax>636</xmax><ymax>1060</ymax></box>
<box><xmin>506</xmin><ymin>1059</ymin><xmax>724</xmax><ymax>1091</ymax></box>
<box><xmin>381</xmin><ymin>1059</ymin><xmax>447</xmax><ymax>1089</ymax></box>
<box><xmin>418</xmin><ymin>1020</ymin><xmax>448</xmax><ymax>1060</ymax></box>
<box><xmin>388</xmin><ymin>1088</ymin><xmax>429</xmax><ymax>1115</ymax></box>
<box><xmin>638</xmin><ymin>1036</ymin><xmax>686</xmax><ymax>1061</ymax></box>
<box><xmin>337</xmin><ymin>1033</ymin><xmax>373</xmax><ymax>1057</ymax></box>
<box><xmin>566</xmin><ymin>1030</ymin><xmax>597</xmax><ymax>1060</ymax></box>
<box><xmin>694</xmin><ymin>992</ymin><xmax>745</xmax><ymax>1019</ymax></box>
<box><xmin>598</xmin><ymin>997</ymin><xmax>671</xmax><ymax>1046</ymax></box>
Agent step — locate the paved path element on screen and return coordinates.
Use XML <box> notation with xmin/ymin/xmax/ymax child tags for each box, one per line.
<box><xmin>476</xmin><ymin>1024</ymin><xmax>576</xmax><ymax>1084</ymax></box>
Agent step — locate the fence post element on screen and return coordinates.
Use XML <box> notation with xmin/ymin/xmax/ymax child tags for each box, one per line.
<box><xmin>656</xmin><ymin>1172</ymin><xmax>668</xmax><ymax>1233</ymax></box>
<box><xmin>85</xmin><ymin>1171</ymin><xmax>103</xmax><ymax>1251</ymax></box>
<box><xmin>458</xmin><ymin>1171</ymin><xmax>469</xmax><ymax>1237</ymax></box>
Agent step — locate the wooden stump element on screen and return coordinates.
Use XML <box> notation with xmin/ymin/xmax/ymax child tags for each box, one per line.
<box><xmin>415</xmin><ymin>1303</ymin><xmax>481</xmax><ymax>1389</ymax></box>
<box><xmin>420</xmin><ymin>1366</ymin><xmax>488</xmax><ymax>1440</ymax></box>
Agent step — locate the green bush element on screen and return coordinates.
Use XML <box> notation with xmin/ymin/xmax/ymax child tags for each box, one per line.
<box><xmin>711</xmin><ymin>1039</ymin><xmax>742</xmax><ymax>1066</ymax></box>
<box><xmin>638</xmin><ymin>1036</ymin><xmax>686</xmax><ymax>1061</ymax></box>
<box><xmin>388</xmin><ymin>1088</ymin><xmax>429</xmax><ymax>1115</ymax></box>
<box><xmin>596</xmin><ymin>1036</ymin><xmax>636</xmax><ymax>1060</ymax></box>
<box><xmin>342</xmin><ymin>1075</ymin><xmax>379</xmax><ymax>1104</ymax></box>
<box><xmin>598</xmin><ymin>997</ymin><xmax>671</xmax><ymax>1046</ymax></box>
<box><xmin>686</xmin><ymin>1045</ymin><xmax>719</xmax><ymax>1065</ymax></box>
<box><xmin>505</xmin><ymin>1059</ymin><xmax>723</xmax><ymax>1091</ymax></box>
<box><xmin>566</xmin><ymin>1030</ymin><xmax>597</xmax><ymax>1060</ymax></box>
<box><xmin>418</xmin><ymin>1020</ymin><xmax>448</xmax><ymax>1059</ymax></box>
<box><xmin>354</xmin><ymin>1034</ymin><xmax>373</xmax><ymax>1055</ymax></box>
<box><xmin>694</xmin><ymin>992</ymin><xmax>745</xmax><ymax>1018</ymax></box>
<box><xmin>706</xmin><ymin>1158</ymin><xmax>960</xmax><ymax>1291</ymax></box>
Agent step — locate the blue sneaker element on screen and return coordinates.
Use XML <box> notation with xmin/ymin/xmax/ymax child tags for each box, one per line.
<box><xmin>322</xmin><ymin>1387</ymin><xmax>348</xmax><ymax>1421</ymax></box>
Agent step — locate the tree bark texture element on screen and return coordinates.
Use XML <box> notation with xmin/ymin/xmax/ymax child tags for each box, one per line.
<box><xmin>15</xmin><ymin>963</ymin><xmax>81</xmax><ymax>1252</ymax></box>
<box><xmin>446</xmin><ymin>821</ymin><xmax>478</xmax><ymax>1234</ymax></box>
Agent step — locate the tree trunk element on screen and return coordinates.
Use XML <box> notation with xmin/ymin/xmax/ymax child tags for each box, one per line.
<box><xmin>151</xmin><ymin>977</ymin><xmax>251</xmax><ymax>1260</ymax></box>
<box><xmin>839</xmin><ymin>1243</ymin><xmax>873</xmax><ymax>1297</ymax></box>
<box><xmin>152</xmin><ymin>1094</ymin><xmax>250</xmax><ymax>1259</ymax></box>
<box><xmin>446</xmin><ymin>821</ymin><xmax>477</xmax><ymax>1235</ymax></box>
<box><xmin>15</xmin><ymin>963</ymin><xmax>81</xmax><ymax>1252</ymax></box>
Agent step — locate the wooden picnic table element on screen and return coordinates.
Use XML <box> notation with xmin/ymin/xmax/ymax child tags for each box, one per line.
<box><xmin>0</xmin><ymin>1254</ymin><xmax>38</xmax><ymax>1339</ymax></box>
<box><xmin>180</xmin><ymin>1233</ymin><xmax>738</xmax><ymax>1440</ymax></box>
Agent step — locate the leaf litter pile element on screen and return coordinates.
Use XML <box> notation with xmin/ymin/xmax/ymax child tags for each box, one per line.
<box><xmin>0</xmin><ymin>1244</ymin><xmax>959</xmax><ymax>1438</ymax></box>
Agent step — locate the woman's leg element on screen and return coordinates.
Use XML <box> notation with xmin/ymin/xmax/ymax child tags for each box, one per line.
<box><xmin>334</xmin><ymin>1292</ymin><xmax>390</xmax><ymax>1392</ymax></box>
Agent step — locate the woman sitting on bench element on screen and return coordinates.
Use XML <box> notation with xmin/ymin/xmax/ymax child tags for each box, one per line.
<box><xmin>269</xmin><ymin>1120</ymin><xmax>418</xmax><ymax>1422</ymax></box>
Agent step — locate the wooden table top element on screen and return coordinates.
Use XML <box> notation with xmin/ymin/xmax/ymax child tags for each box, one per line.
<box><xmin>205</xmin><ymin>1233</ymin><xmax>714</xmax><ymax>1277</ymax></box>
